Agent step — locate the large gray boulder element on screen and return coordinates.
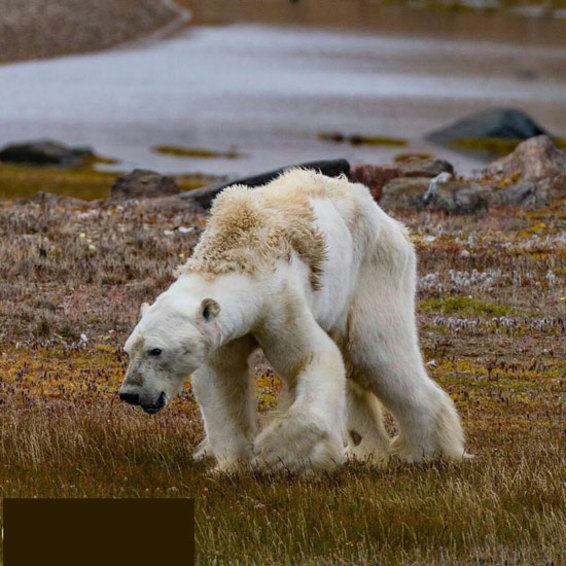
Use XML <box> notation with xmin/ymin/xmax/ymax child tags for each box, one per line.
<box><xmin>484</xmin><ymin>136</ymin><xmax>566</xmax><ymax>207</ymax></box>
<box><xmin>111</xmin><ymin>169</ymin><xmax>181</xmax><ymax>201</ymax></box>
<box><xmin>485</xmin><ymin>135</ymin><xmax>566</xmax><ymax>181</ymax></box>
<box><xmin>426</xmin><ymin>108</ymin><xmax>548</xmax><ymax>147</ymax></box>
<box><xmin>381</xmin><ymin>177</ymin><xmax>491</xmax><ymax>214</ymax></box>
<box><xmin>348</xmin><ymin>158</ymin><xmax>454</xmax><ymax>202</ymax></box>
<box><xmin>0</xmin><ymin>140</ymin><xmax>94</xmax><ymax>166</ymax></box>
<box><xmin>380</xmin><ymin>177</ymin><xmax>431</xmax><ymax>211</ymax></box>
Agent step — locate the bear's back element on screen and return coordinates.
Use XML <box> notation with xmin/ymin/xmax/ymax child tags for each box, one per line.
<box><xmin>180</xmin><ymin>170</ymin><xmax>370</xmax><ymax>290</ymax></box>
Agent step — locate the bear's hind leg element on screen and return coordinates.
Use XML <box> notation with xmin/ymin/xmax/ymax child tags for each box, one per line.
<box><xmin>345</xmin><ymin>378</ymin><xmax>390</xmax><ymax>464</ymax></box>
<box><xmin>350</xmin><ymin>321</ymin><xmax>465</xmax><ymax>462</ymax></box>
<box><xmin>347</xmin><ymin>254</ymin><xmax>466</xmax><ymax>462</ymax></box>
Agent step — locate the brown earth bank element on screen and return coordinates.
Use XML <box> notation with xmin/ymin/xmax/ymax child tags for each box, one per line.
<box><xmin>0</xmin><ymin>0</ymin><xmax>182</xmax><ymax>64</ymax></box>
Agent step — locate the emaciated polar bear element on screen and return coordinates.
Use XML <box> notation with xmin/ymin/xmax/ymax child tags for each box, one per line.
<box><xmin>119</xmin><ymin>170</ymin><xmax>466</xmax><ymax>472</ymax></box>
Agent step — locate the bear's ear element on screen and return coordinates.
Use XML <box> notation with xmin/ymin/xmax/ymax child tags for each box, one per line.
<box><xmin>140</xmin><ymin>302</ymin><xmax>150</xmax><ymax>317</ymax></box>
<box><xmin>201</xmin><ymin>298</ymin><xmax>220</xmax><ymax>322</ymax></box>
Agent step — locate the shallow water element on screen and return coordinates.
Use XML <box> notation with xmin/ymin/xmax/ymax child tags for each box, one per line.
<box><xmin>1</xmin><ymin>13</ymin><xmax>565</xmax><ymax>180</ymax></box>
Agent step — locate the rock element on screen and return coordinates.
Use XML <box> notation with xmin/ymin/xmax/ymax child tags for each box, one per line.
<box><xmin>380</xmin><ymin>177</ymin><xmax>430</xmax><ymax>211</ymax></box>
<box><xmin>179</xmin><ymin>159</ymin><xmax>350</xmax><ymax>209</ymax></box>
<box><xmin>396</xmin><ymin>157</ymin><xmax>454</xmax><ymax>178</ymax></box>
<box><xmin>427</xmin><ymin>181</ymin><xmax>492</xmax><ymax>214</ymax></box>
<box><xmin>423</xmin><ymin>172</ymin><xmax>454</xmax><ymax>205</ymax></box>
<box><xmin>498</xmin><ymin>183</ymin><xmax>538</xmax><ymax>207</ymax></box>
<box><xmin>425</xmin><ymin>108</ymin><xmax>548</xmax><ymax>146</ymax></box>
<box><xmin>552</xmin><ymin>174</ymin><xmax>566</xmax><ymax>195</ymax></box>
<box><xmin>485</xmin><ymin>135</ymin><xmax>566</xmax><ymax>181</ymax></box>
<box><xmin>381</xmin><ymin>177</ymin><xmax>490</xmax><ymax>214</ymax></box>
<box><xmin>486</xmin><ymin>176</ymin><xmax>563</xmax><ymax>209</ymax></box>
<box><xmin>0</xmin><ymin>140</ymin><xmax>94</xmax><ymax>167</ymax></box>
<box><xmin>348</xmin><ymin>165</ymin><xmax>400</xmax><ymax>201</ymax></box>
<box><xmin>111</xmin><ymin>169</ymin><xmax>181</xmax><ymax>201</ymax></box>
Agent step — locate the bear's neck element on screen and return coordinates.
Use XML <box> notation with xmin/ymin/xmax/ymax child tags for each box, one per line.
<box><xmin>180</xmin><ymin>272</ymin><xmax>264</xmax><ymax>344</ymax></box>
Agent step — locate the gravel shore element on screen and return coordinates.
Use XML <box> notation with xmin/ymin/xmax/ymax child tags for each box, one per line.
<box><xmin>0</xmin><ymin>0</ymin><xmax>183</xmax><ymax>64</ymax></box>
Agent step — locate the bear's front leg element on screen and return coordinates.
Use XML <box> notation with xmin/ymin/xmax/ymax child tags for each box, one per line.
<box><xmin>253</xmin><ymin>317</ymin><xmax>346</xmax><ymax>473</ymax></box>
<box><xmin>191</xmin><ymin>335</ymin><xmax>257</xmax><ymax>472</ymax></box>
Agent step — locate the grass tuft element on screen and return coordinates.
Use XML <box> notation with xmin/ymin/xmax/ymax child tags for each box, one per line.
<box><xmin>153</xmin><ymin>145</ymin><xmax>242</xmax><ymax>159</ymax></box>
<box><xmin>420</xmin><ymin>295</ymin><xmax>515</xmax><ymax>316</ymax></box>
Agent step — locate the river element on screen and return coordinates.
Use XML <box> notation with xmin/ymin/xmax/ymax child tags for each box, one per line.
<box><xmin>0</xmin><ymin>4</ymin><xmax>565</xmax><ymax>178</ymax></box>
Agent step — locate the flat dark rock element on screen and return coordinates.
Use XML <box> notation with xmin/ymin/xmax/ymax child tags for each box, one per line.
<box><xmin>425</xmin><ymin>108</ymin><xmax>548</xmax><ymax>146</ymax></box>
<box><xmin>179</xmin><ymin>158</ymin><xmax>350</xmax><ymax>209</ymax></box>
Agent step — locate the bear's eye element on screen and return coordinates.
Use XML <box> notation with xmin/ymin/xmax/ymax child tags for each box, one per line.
<box><xmin>148</xmin><ymin>348</ymin><xmax>162</xmax><ymax>357</ymax></box>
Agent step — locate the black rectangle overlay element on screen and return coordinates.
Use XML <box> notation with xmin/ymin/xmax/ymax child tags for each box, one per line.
<box><xmin>3</xmin><ymin>498</ymin><xmax>194</xmax><ymax>566</ymax></box>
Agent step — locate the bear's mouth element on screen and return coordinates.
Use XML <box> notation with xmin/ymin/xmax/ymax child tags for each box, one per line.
<box><xmin>141</xmin><ymin>391</ymin><xmax>167</xmax><ymax>414</ymax></box>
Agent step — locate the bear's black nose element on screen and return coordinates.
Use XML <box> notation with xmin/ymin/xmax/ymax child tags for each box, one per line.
<box><xmin>119</xmin><ymin>392</ymin><xmax>140</xmax><ymax>405</ymax></box>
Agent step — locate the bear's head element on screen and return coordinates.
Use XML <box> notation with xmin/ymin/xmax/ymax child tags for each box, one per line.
<box><xmin>119</xmin><ymin>282</ymin><xmax>221</xmax><ymax>414</ymax></box>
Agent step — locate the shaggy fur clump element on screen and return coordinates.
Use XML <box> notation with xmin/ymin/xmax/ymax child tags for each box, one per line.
<box><xmin>180</xmin><ymin>170</ymin><xmax>342</xmax><ymax>290</ymax></box>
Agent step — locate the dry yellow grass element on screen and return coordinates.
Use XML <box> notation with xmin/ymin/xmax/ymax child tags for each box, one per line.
<box><xmin>0</xmin><ymin>195</ymin><xmax>564</xmax><ymax>564</ymax></box>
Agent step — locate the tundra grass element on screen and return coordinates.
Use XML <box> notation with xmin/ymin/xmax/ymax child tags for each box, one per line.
<box><xmin>450</xmin><ymin>136</ymin><xmax>566</xmax><ymax>157</ymax></box>
<box><xmin>153</xmin><ymin>145</ymin><xmax>242</xmax><ymax>159</ymax></box>
<box><xmin>0</xmin><ymin>197</ymin><xmax>564</xmax><ymax>564</ymax></box>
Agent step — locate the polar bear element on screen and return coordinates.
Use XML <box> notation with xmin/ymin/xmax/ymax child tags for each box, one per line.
<box><xmin>119</xmin><ymin>169</ymin><xmax>466</xmax><ymax>472</ymax></box>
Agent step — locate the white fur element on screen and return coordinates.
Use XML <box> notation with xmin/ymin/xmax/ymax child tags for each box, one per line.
<box><xmin>119</xmin><ymin>170</ymin><xmax>467</xmax><ymax>473</ymax></box>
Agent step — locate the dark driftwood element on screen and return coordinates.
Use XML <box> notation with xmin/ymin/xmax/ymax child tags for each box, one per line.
<box><xmin>178</xmin><ymin>158</ymin><xmax>350</xmax><ymax>209</ymax></box>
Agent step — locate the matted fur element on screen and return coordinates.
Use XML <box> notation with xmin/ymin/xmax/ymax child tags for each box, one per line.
<box><xmin>180</xmin><ymin>169</ymin><xmax>356</xmax><ymax>290</ymax></box>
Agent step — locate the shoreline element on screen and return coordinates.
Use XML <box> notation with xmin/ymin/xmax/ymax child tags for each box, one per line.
<box><xmin>1</xmin><ymin>1</ymin><xmax>566</xmax><ymax>67</ymax></box>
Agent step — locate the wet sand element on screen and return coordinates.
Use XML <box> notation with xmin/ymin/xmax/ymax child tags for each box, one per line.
<box><xmin>1</xmin><ymin>3</ymin><xmax>565</xmax><ymax>179</ymax></box>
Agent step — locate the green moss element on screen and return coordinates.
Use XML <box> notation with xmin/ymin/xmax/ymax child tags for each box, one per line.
<box><xmin>0</xmin><ymin>164</ymin><xmax>213</xmax><ymax>201</ymax></box>
<box><xmin>450</xmin><ymin>136</ymin><xmax>566</xmax><ymax>157</ymax></box>
<box><xmin>82</xmin><ymin>153</ymin><xmax>119</xmax><ymax>166</ymax></box>
<box><xmin>174</xmin><ymin>173</ymin><xmax>220</xmax><ymax>192</ymax></box>
<box><xmin>0</xmin><ymin>164</ymin><xmax>122</xmax><ymax>201</ymax></box>
<box><xmin>318</xmin><ymin>132</ymin><xmax>408</xmax><ymax>147</ymax></box>
<box><xmin>420</xmin><ymin>295</ymin><xmax>516</xmax><ymax>317</ymax></box>
<box><xmin>351</xmin><ymin>135</ymin><xmax>408</xmax><ymax>147</ymax></box>
<box><xmin>152</xmin><ymin>145</ymin><xmax>242</xmax><ymax>159</ymax></box>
